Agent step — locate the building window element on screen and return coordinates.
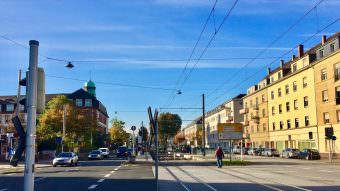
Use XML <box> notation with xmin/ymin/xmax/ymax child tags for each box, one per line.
<box><xmin>295</xmin><ymin>118</ymin><xmax>299</xmax><ymax>128</ymax></box>
<box><xmin>272</xmin><ymin>122</ymin><xmax>276</xmax><ymax>131</ymax></box>
<box><xmin>322</xmin><ymin>90</ymin><xmax>329</xmax><ymax>102</ymax></box>
<box><xmin>287</xmin><ymin>119</ymin><xmax>291</xmax><ymax>129</ymax></box>
<box><xmin>279</xmin><ymin>104</ymin><xmax>282</xmax><ymax>114</ymax></box>
<box><xmin>293</xmin><ymin>81</ymin><xmax>297</xmax><ymax>92</ymax></box>
<box><xmin>76</xmin><ymin>99</ymin><xmax>83</xmax><ymax>107</ymax></box>
<box><xmin>272</xmin><ymin>106</ymin><xmax>275</xmax><ymax>115</ymax></box>
<box><xmin>271</xmin><ymin>91</ymin><xmax>274</xmax><ymax>100</ymax></box>
<box><xmin>285</xmin><ymin>84</ymin><xmax>289</xmax><ymax>94</ymax></box>
<box><xmin>280</xmin><ymin>121</ymin><xmax>284</xmax><ymax>130</ymax></box>
<box><xmin>337</xmin><ymin>110</ymin><xmax>340</xmax><ymax>122</ymax></box>
<box><xmin>304</xmin><ymin>96</ymin><xmax>308</xmax><ymax>107</ymax></box>
<box><xmin>85</xmin><ymin>99</ymin><xmax>92</xmax><ymax>107</ymax></box>
<box><xmin>319</xmin><ymin>49</ymin><xmax>324</xmax><ymax>58</ymax></box>
<box><xmin>255</xmin><ymin>97</ymin><xmax>259</xmax><ymax>107</ymax></box>
<box><xmin>245</xmin><ymin>102</ymin><xmax>248</xmax><ymax>108</ymax></box>
<box><xmin>336</xmin><ymin>86</ymin><xmax>340</xmax><ymax>105</ymax></box>
<box><xmin>250</xmin><ymin>100</ymin><xmax>253</xmax><ymax>108</ymax></box>
<box><xmin>271</xmin><ymin>77</ymin><xmax>274</xmax><ymax>83</ymax></box>
<box><xmin>278</xmin><ymin>88</ymin><xmax>282</xmax><ymax>97</ymax></box>
<box><xmin>286</xmin><ymin>102</ymin><xmax>290</xmax><ymax>112</ymax></box>
<box><xmin>278</xmin><ymin>72</ymin><xmax>282</xmax><ymax>79</ymax></box>
<box><xmin>321</xmin><ymin>68</ymin><xmax>327</xmax><ymax>81</ymax></box>
<box><xmin>6</xmin><ymin>104</ymin><xmax>14</xmax><ymax>112</ymax></box>
<box><xmin>305</xmin><ymin>116</ymin><xmax>309</xmax><ymax>126</ymax></box>
<box><xmin>303</xmin><ymin>77</ymin><xmax>307</xmax><ymax>88</ymax></box>
<box><xmin>292</xmin><ymin>64</ymin><xmax>297</xmax><ymax>72</ymax></box>
<box><xmin>262</xmin><ymin>94</ymin><xmax>265</xmax><ymax>102</ymax></box>
<box><xmin>330</xmin><ymin>43</ymin><xmax>335</xmax><ymax>53</ymax></box>
<box><xmin>263</xmin><ymin>123</ymin><xmax>266</xmax><ymax>132</ymax></box>
<box><xmin>262</xmin><ymin>108</ymin><xmax>266</xmax><ymax>117</ymax></box>
<box><xmin>294</xmin><ymin>99</ymin><xmax>298</xmax><ymax>110</ymax></box>
<box><xmin>335</xmin><ymin>63</ymin><xmax>340</xmax><ymax>81</ymax></box>
<box><xmin>323</xmin><ymin>112</ymin><xmax>330</xmax><ymax>124</ymax></box>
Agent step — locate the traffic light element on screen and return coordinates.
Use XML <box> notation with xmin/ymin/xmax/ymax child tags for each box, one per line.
<box><xmin>325</xmin><ymin>127</ymin><xmax>334</xmax><ymax>139</ymax></box>
<box><xmin>19</xmin><ymin>68</ymin><xmax>45</xmax><ymax>114</ymax></box>
<box><xmin>10</xmin><ymin>116</ymin><xmax>26</xmax><ymax>167</ymax></box>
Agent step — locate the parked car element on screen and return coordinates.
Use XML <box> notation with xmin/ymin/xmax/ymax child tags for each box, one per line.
<box><xmin>262</xmin><ymin>148</ymin><xmax>280</xmax><ymax>157</ymax></box>
<box><xmin>281</xmin><ymin>148</ymin><xmax>300</xmax><ymax>158</ymax></box>
<box><xmin>99</xmin><ymin>148</ymin><xmax>110</xmax><ymax>158</ymax></box>
<box><xmin>254</xmin><ymin>148</ymin><xmax>265</xmax><ymax>156</ymax></box>
<box><xmin>52</xmin><ymin>152</ymin><xmax>78</xmax><ymax>167</ymax></box>
<box><xmin>116</xmin><ymin>146</ymin><xmax>128</xmax><ymax>157</ymax></box>
<box><xmin>88</xmin><ymin>150</ymin><xmax>104</xmax><ymax>160</ymax></box>
<box><xmin>298</xmin><ymin>149</ymin><xmax>321</xmax><ymax>160</ymax></box>
<box><xmin>247</xmin><ymin>148</ymin><xmax>257</xmax><ymax>155</ymax></box>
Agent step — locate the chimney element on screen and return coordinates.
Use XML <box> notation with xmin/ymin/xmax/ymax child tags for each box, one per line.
<box><xmin>280</xmin><ymin>60</ymin><xmax>284</xmax><ymax>68</ymax></box>
<box><xmin>291</xmin><ymin>55</ymin><xmax>295</xmax><ymax>61</ymax></box>
<box><xmin>267</xmin><ymin>67</ymin><xmax>271</xmax><ymax>75</ymax></box>
<box><xmin>322</xmin><ymin>35</ymin><xmax>327</xmax><ymax>44</ymax></box>
<box><xmin>298</xmin><ymin>44</ymin><xmax>304</xmax><ymax>58</ymax></box>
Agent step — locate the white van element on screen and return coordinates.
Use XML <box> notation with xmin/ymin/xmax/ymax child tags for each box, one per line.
<box><xmin>99</xmin><ymin>148</ymin><xmax>110</xmax><ymax>157</ymax></box>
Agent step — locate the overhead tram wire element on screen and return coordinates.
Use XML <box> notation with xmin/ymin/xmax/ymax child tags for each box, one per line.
<box><xmin>205</xmin><ymin>0</ymin><xmax>327</xmax><ymax>99</ymax></box>
<box><xmin>167</xmin><ymin>0</ymin><xmax>239</xmax><ymax>107</ymax></box>
<box><xmin>207</xmin><ymin>17</ymin><xmax>340</xmax><ymax>107</ymax></box>
<box><xmin>46</xmin><ymin>74</ymin><xmax>177</xmax><ymax>91</ymax></box>
<box><xmin>163</xmin><ymin>0</ymin><xmax>219</xmax><ymax>108</ymax></box>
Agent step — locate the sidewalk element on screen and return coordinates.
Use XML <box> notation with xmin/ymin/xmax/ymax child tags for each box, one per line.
<box><xmin>0</xmin><ymin>160</ymin><xmax>52</xmax><ymax>174</ymax></box>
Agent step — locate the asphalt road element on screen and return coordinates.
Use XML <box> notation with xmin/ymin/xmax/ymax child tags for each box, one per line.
<box><xmin>158</xmin><ymin>158</ymin><xmax>340</xmax><ymax>191</ymax></box>
<box><xmin>0</xmin><ymin>160</ymin><xmax>129</xmax><ymax>191</ymax></box>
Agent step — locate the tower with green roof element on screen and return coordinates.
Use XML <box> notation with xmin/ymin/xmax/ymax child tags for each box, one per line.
<box><xmin>84</xmin><ymin>80</ymin><xmax>96</xmax><ymax>97</ymax></box>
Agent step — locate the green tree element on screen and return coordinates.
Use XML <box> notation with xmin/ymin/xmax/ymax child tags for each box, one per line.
<box><xmin>37</xmin><ymin>95</ymin><xmax>96</xmax><ymax>151</ymax></box>
<box><xmin>109</xmin><ymin>118</ymin><xmax>130</xmax><ymax>148</ymax></box>
<box><xmin>158</xmin><ymin>112</ymin><xmax>182</xmax><ymax>148</ymax></box>
<box><xmin>138</xmin><ymin>126</ymin><xmax>149</xmax><ymax>146</ymax></box>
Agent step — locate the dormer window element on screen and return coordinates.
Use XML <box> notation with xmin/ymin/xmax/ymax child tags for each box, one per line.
<box><xmin>292</xmin><ymin>64</ymin><xmax>297</xmax><ymax>72</ymax></box>
<box><xmin>330</xmin><ymin>43</ymin><xmax>335</xmax><ymax>53</ymax></box>
<box><xmin>319</xmin><ymin>49</ymin><xmax>324</xmax><ymax>58</ymax></box>
<box><xmin>76</xmin><ymin>99</ymin><xmax>83</xmax><ymax>107</ymax></box>
<box><xmin>278</xmin><ymin>72</ymin><xmax>282</xmax><ymax>79</ymax></box>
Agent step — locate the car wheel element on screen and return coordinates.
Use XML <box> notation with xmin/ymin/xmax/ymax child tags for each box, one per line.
<box><xmin>75</xmin><ymin>162</ymin><xmax>78</xmax><ymax>166</ymax></box>
<box><xmin>70</xmin><ymin>161</ymin><xmax>73</xmax><ymax>167</ymax></box>
<box><xmin>306</xmin><ymin>155</ymin><xmax>309</xmax><ymax>160</ymax></box>
<box><xmin>53</xmin><ymin>164</ymin><xmax>57</xmax><ymax>167</ymax></box>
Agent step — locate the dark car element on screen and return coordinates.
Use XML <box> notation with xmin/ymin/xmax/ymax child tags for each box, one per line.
<box><xmin>116</xmin><ymin>146</ymin><xmax>128</xmax><ymax>157</ymax></box>
<box><xmin>298</xmin><ymin>149</ymin><xmax>320</xmax><ymax>160</ymax></box>
<box><xmin>254</xmin><ymin>148</ymin><xmax>265</xmax><ymax>156</ymax></box>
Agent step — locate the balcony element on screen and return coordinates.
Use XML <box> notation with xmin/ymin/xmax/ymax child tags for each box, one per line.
<box><xmin>239</xmin><ymin>108</ymin><xmax>249</xmax><ymax>114</ymax></box>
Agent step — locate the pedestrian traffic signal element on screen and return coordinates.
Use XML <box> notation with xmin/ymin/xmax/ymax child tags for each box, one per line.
<box><xmin>325</xmin><ymin>127</ymin><xmax>334</xmax><ymax>139</ymax></box>
<box><xmin>19</xmin><ymin>68</ymin><xmax>46</xmax><ymax>113</ymax></box>
<box><xmin>10</xmin><ymin>116</ymin><xmax>26</xmax><ymax>167</ymax></box>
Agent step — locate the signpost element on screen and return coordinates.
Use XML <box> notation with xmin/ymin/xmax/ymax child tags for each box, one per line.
<box><xmin>217</xmin><ymin>123</ymin><xmax>243</xmax><ymax>161</ymax></box>
<box><xmin>131</xmin><ymin>126</ymin><xmax>136</xmax><ymax>156</ymax></box>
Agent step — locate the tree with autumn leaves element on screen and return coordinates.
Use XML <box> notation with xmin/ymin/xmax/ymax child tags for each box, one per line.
<box><xmin>37</xmin><ymin>95</ymin><xmax>97</xmax><ymax>152</ymax></box>
<box><xmin>157</xmin><ymin>112</ymin><xmax>182</xmax><ymax>148</ymax></box>
<box><xmin>108</xmin><ymin>118</ymin><xmax>130</xmax><ymax>148</ymax></box>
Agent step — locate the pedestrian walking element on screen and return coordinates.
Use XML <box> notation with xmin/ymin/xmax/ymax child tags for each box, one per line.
<box><xmin>215</xmin><ymin>146</ymin><xmax>224</xmax><ymax>168</ymax></box>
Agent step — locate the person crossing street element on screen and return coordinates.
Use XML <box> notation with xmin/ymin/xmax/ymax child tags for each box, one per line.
<box><xmin>215</xmin><ymin>146</ymin><xmax>224</xmax><ymax>168</ymax></box>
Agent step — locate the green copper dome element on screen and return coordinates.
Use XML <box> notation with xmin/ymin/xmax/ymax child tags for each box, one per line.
<box><xmin>84</xmin><ymin>80</ymin><xmax>96</xmax><ymax>97</ymax></box>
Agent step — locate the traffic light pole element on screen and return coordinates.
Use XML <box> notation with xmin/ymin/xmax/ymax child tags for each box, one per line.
<box><xmin>24</xmin><ymin>40</ymin><xmax>39</xmax><ymax>191</ymax></box>
<box><xmin>16</xmin><ymin>69</ymin><xmax>21</xmax><ymax>116</ymax></box>
<box><xmin>202</xmin><ymin>94</ymin><xmax>206</xmax><ymax>156</ymax></box>
<box><xmin>62</xmin><ymin>105</ymin><xmax>66</xmax><ymax>152</ymax></box>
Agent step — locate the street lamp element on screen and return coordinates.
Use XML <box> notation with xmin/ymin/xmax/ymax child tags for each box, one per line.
<box><xmin>65</xmin><ymin>61</ymin><xmax>74</xmax><ymax>69</ymax></box>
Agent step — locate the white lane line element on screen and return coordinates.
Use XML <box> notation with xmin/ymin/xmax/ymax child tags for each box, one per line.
<box><xmin>319</xmin><ymin>170</ymin><xmax>333</xmax><ymax>173</ymax></box>
<box><xmin>110</xmin><ymin>171</ymin><xmax>115</xmax><ymax>174</ymax></box>
<box><xmin>104</xmin><ymin>174</ymin><xmax>110</xmax><ymax>178</ymax></box>
<box><xmin>97</xmin><ymin>179</ymin><xmax>105</xmax><ymax>183</ymax></box>
<box><xmin>302</xmin><ymin>167</ymin><xmax>311</xmax><ymax>170</ymax></box>
<box><xmin>0</xmin><ymin>188</ymin><xmax>8</xmax><ymax>191</ymax></box>
<box><xmin>35</xmin><ymin>177</ymin><xmax>46</xmax><ymax>182</ymax></box>
<box><xmin>88</xmin><ymin>184</ymin><xmax>98</xmax><ymax>190</ymax></box>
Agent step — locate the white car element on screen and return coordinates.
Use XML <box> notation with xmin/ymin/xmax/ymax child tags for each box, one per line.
<box><xmin>53</xmin><ymin>152</ymin><xmax>78</xmax><ymax>167</ymax></box>
<box><xmin>99</xmin><ymin>148</ymin><xmax>110</xmax><ymax>158</ymax></box>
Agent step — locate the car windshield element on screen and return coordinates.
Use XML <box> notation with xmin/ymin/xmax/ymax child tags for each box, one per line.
<box><xmin>91</xmin><ymin>151</ymin><xmax>101</xmax><ymax>154</ymax></box>
<box><xmin>292</xmin><ymin>149</ymin><xmax>299</xmax><ymax>151</ymax></box>
<box><xmin>57</xmin><ymin>152</ymin><xmax>72</xmax><ymax>158</ymax></box>
<box><xmin>100</xmin><ymin>149</ymin><xmax>107</xmax><ymax>152</ymax></box>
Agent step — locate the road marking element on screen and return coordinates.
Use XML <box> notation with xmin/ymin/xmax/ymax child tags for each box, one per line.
<box><xmin>104</xmin><ymin>174</ymin><xmax>110</xmax><ymax>178</ymax></box>
<box><xmin>0</xmin><ymin>188</ymin><xmax>8</xmax><ymax>191</ymax></box>
<box><xmin>164</xmin><ymin>167</ymin><xmax>191</xmax><ymax>191</ymax></box>
<box><xmin>319</xmin><ymin>170</ymin><xmax>333</xmax><ymax>173</ymax></box>
<box><xmin>302</xmin><ymin>167</ymin><xmax>311</xmax><ymax>170</ymax></box>
<box><xmin>97</xmin><ymin>179</ymin><xmax>105</xmax><ymax>183</ymax></box>
<box><xmin>110</xmin><ymin>170</ymin><xmax>115</xmax><ymax>174</ymax></box>
<box><xmin>35</xmin><ymin>177</ymin><xmax>46</xmax><ymax>182</ymax></box>
<box><xmin>88</xmin><ymin>184</ymin><xmax>98</xmax><ymax>190</ymax></box>
<box><xmin>177</xmin><ymin>166</ymin><xmax>217</xmax><ymax>191</ymax></box>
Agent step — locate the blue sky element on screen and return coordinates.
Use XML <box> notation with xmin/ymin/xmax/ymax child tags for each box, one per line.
<box><xmin>0</xmin><ymin>0</ymin><xmax>339</xmax><ymax>130</ymax></box>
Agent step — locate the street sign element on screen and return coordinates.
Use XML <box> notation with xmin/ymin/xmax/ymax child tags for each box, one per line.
<box><xmin>55</xmin><ymin>137</ymin><xmax>62</xmax><ymax>143</ymax></box>
<box><xmin>131</xmin><ymin>126</ymin><xmax>136</xmax><ymax>131</ymax></box>
<box><xmin>217</xmin><ymin>123</ymin><xmax>243</xmax><ymax>140</ymax></box>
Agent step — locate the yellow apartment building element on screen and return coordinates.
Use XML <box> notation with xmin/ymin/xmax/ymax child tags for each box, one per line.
<box><xmin>240</xmin><ymin>78</ymin><xmax>269</xmax><ymax>148</ymax></box>
<box><xmin>313</xmin><ymin>33</ymin><xmax>340</xmax><ymax>157</ymax></box>
<box><xmin>267</xmin><ymin>45</ymin><xmax>318</xmax><ymax>152</ymax></box>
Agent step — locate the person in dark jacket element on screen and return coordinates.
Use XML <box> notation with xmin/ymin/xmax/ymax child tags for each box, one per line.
<box><xmin>215</xmin><ymin>146</ymin><xmax>224</xmax><ymax>168</ymax></box>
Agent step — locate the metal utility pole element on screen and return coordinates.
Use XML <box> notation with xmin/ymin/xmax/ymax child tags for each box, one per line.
<box><xmin>16</xmin><ymin>70</ymin><xmax>22</xmax><ymax>116</ymax></box>
<box><xmin>131</xmin><ymin>126</ymin><xmax>136</xmax><ymax>156</ymax></box>
<box><xmin>62</xmin><ymin>105</ymin><xmax>66</xmax><ymax>152</ymax></box>
<box><xmin>202</xmin><ymin>94</ymin><xmax>206</xmax><ymax>156</ymax></box>
<box><xmin>24</xmin><ymin>40</ymin><xmax>39</xmax><ymax>191</ymax></box>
